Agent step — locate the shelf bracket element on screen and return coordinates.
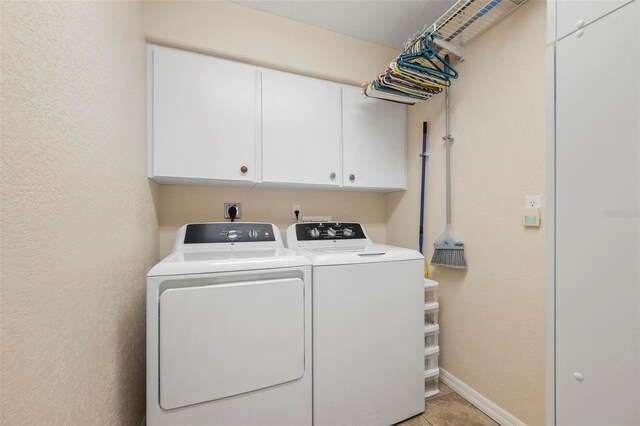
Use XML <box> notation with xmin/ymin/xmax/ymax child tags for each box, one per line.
<box><xmin>432</xmin><ymin>37</ymin><xmax>464</xmax><ymax>60</ymax></box>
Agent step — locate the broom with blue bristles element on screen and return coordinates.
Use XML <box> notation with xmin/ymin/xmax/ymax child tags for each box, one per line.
<box><xmin>431</xmin><ymin>80</ymin><xmax>466</xmax><ymax>269</ymax></box>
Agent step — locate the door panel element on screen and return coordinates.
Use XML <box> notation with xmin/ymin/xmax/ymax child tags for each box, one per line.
<box><xmin>555</xmin><ymin>3</ymin><xmax>640</xmax><ymax>424</ymax></box>
<box><xmin>313</xmin><ymin>260</ymin><xmax>424</xmax><ymax>425</ymax></box>
<box><xmin>342</xmin><ymin>86</ymin><xmax>407</xmax><ymax>190</ymax></box>
<box><xmin>159</xmin><ymin>278</ymin><xmax>305</xmax><ymax>410</ymax></box>
<box><xmin>556</xmin><ymin>0</ymin><xmax>632</xmax><ymax>40</ymax></box>
<box><xmin>152</xmin><ymin>47</ymin><xmax>256</xmax><ymax>182</ymax></box>
<box><xmin>261</xmin><ymin>69</ymin><xmax>341</xmax><ymax>186</ymax></box>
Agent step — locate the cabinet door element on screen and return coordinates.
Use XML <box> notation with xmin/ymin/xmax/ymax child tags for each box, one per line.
<box><xmin>555</xmin><ymin>0</ymin><xmax>632</xmax><ymax>40</ymax></box>
<box><xmin>151</xmin><ymin>46</ymin><xmax>257</xmax><ymax>183</ymax></box>
<box><xmin>342</xmin><ymin>86</ymin><xmax>407</xmax><ymax>190</ymax></box>
<box><xmin>261</xmin><ymin>69</ymin><xmax>341</xmax><ymax>187</ymax></box>
<box><xmin>555</xmin><ymin>2</ymin><xmax>639</xmax><ymax>425</ymax></box>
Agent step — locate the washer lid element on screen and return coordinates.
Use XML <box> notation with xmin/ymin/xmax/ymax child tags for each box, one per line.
<box><xmin>293</xmin><ymin>243</ymin><xmax>423</xmax><ymax>266</ymax></box>
<box><xmin>148</xmin><ymin>247</ymin><xmax>310</xmax><ymax>277</ymax></box>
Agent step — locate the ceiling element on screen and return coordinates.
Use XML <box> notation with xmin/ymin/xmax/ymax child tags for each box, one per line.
<box><xmin>230</xmin><ymin>0</ymin><xmax>457</xmax><ymax>50</ymax></box>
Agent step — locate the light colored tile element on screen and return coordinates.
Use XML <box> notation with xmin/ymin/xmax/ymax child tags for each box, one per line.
<box><xmin>438</xmin><ymin>382</ymin><xmax>455</xmax><ymax>397</ymax></box>
<box><xmin>424</xmin><ymin>393</ymin><xmax>498</xmax><ymax>426</ymax></box>
<box><xmin>396</xmin><ymin>413</ymin><xmax>433</xmax><ymax>426</ymax></box>
<box><xmin>425</xmin><ymin>381</ymin><xmax>454</xmax><ymax>401</ymax></box>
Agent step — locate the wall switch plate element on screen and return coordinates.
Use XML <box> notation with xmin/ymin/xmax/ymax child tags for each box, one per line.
<box><xmin>525</xmin><ymin>195</ymin><xmax>542</xmax><ymax>208</ymax></box>
<box><xmin>523</xmin><ymin>208</ymin><xmax>541</xmax><ymax>227</ymax></box>
<box><xmin>292</xmin><ymin>204</ymin><xmax>301</xmax><ymax>220</ymax></box>
<box><xmin>224</xmin><ymin>202</ymin><xmax>241</xmax><ymax>219</ymax></box>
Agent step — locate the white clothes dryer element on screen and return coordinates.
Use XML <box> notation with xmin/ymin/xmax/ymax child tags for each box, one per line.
<box><xmin>147</xmin><ymin>223</ymin><xmax>312</xmax><ymax>426</ymax></box>
<box><xmin>286</xmin><ymin>222</ymin><xmax>425</xmax><ymax>426</ymax></box>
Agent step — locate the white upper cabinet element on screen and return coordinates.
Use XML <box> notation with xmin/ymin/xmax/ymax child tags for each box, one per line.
<box><xmin>149</xmin><ymin>46</ymin><xmax>258</xmax><ymax>185</ymax></box>
<box><xmin>554</xmin><ymin>0</ymin><xmax>633</xmax><ymax>40</ymax></box>
<box><xmin>261</xmin><ymin>69</ymin><xmax>342</xmax><ymax>187</ymax></box>
<box><xmin>342</xmin><ymin>86</ymin><xmax>407</xmax><ymax>190</ymax></box>
<box><xmin>148</xmin><ymin>45</ymin><xmax>408</xmax><ymax>192</ymax></box>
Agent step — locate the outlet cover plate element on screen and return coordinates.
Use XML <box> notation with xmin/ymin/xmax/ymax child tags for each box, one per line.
<box><xmin>224</xmin><ymin>202</ymin><xmax>241</xmax><ymax>219</ymax></box>
<box><xmin>525</xmin><ymin>195</ymin><xmax>542</xmax><ymax>208</ymax></box>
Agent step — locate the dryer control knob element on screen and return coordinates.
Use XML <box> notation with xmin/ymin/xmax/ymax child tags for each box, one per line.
<box><xmin>227</xmin><ymin>230</ymin><xmax>238</xmax><ymax>241</ymax></box>
<box><xmin>248</xmin><ymin>228</ymin><xmax>258</xmax><ymax>239</ymax></box>
<box><xmin>327</xmin><ymin>227</ymin><xmax>337</xmax><ymax>238</ymax></box>
<box><xmin>310</xmin><ymin>228</ymin><xmax>320</xmax><ymax>238</ymax></box>
<box><xmin>343</xmin><ymin>228</ymin><xmax>354</xmax><ymax>237</ymax></box>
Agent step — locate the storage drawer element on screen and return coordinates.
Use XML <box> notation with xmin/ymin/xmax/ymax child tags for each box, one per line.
<box><xmin>424</xmin><ymin>324</ymin><xmax>439</xmax><ymax>348</ymax></box>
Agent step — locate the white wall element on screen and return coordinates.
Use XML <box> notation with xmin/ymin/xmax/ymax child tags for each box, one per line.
<box><xmin>386</xmin><ymin>2</ymin><xmax>547</xmax><ymax>424</ymax></box>
<box><xmin>0</xmin><ymin>2</ymin><xmax>157</xmax><ymax>424</ymax></box>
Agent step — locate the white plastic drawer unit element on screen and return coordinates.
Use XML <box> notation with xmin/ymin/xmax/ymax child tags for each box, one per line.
<box><xmin>424</xmin><ymin>368</ymin><xmax>439</xmax><ymax>398</ymax></box>
<box><xmin>158</xmin><ymin>277</ymin><xmax>305</xmax><ymax>410</ymax></box>
<box><xmin>424</xmin><ymin>324</ymin><xmax>439</xmax><ymax>349</ymax></box>
<box><xmin>424</xmin><ymin>301</ymin><xmax>439</xmax><ymax>325</ymax></box>
<box><xmin>424</xmin><ymin>346</ymin><xmax>440</xmax><ymax>371</ymax></box>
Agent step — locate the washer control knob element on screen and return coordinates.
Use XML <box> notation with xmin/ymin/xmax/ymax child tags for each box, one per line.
<box><xmin>343</xmin><ymin>228</ymin><xmax>354</xmax><ymax>237</ymax></box>
<box><xmin>227</xmin><ymin>230</ymin><xmax>238</xmax><ymax>241</ymax></box>
<box><xmin>327</xmin><ymin>227</ymin><xmax>337</xmax><ymax>238</ymax></box>
<box><xmin>310</xmin><ymin>228</ymin><xmax>320</xmax><ymax>239</ymax></box>
<box><xmin>248</xmin><ymin>228</ymin><xmax>258</xmax><ymax>239</ymax></box>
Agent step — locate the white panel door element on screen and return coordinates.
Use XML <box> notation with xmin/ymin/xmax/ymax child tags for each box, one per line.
<box><xmin>313</xmin><ymin>260</ymin><xmax>424</xmax><ymax>426</ymax></box>
<box><xmin>159</xmin><ymin>278</ymin><xmax>305</xmax><ymax>410</ymax></box>
<box><xmin>555</xmin><ymin>0</ymin><xmax>633</xmax><ymax>40</ymax></box>
<box><xmin>151</xmin><ymin>46</ymin><xmax>257</xmax><ymax>183</ymax></box>
<box><xmin>342</xmin><ymin>86</ymin><xmax>407</xmax><ymax>190</ymax></box>
<box><xmin>261</xmin><ymin>69</ymin><xmax>342</xmax><ymax>187</ymax></box>
<box><xmin>555</xmin><ymin>2</ymin><xmax>639</xmax><ymax>425</ymax></box>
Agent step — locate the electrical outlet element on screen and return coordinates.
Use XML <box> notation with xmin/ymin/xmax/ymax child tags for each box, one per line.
<box><xmin>224</xmin><ymin>202</ymin><xmax>241</xmax><ymax>219</ymax></box>
<box><xmin>292</xmin><ymin>204</ymin><xmax>301</xmax><ymax>220</ymax></box>
<box><xmin>525</xmin><ymin>195</ymin><xmax>542</xmax><ymax>208</ymax></box>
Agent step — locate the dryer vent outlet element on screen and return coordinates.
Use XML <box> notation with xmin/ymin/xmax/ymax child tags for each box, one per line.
<box><xmin>224</xmin><ymin>203</ymin><xmax>241</xmax><ymax>219</ymax></box>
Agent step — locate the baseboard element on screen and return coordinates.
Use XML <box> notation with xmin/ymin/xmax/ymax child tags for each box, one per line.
<box><xmin>439</xmin><ymin>369</ymin><xmax>526</xmax><ymax>426</ymax></box>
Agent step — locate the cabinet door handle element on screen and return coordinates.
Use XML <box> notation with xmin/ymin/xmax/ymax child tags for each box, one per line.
<box><xmin>349</xmin><ymin>174</ymin><xmax>356</xmax><ymax>181</ymax></box>
<box><xmin>240</xmin><ymin>166</ymin><xmax>248</xmax><ymax>174</ymax></box>
<box><xmin>329</xmin><ymin>172</ymin><xmax>336</xmax><ymax>179</ymax></box>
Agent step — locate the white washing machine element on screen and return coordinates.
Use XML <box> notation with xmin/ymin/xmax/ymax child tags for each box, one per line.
<box><xmin>286</xmin><ymin>222</ymin><xmax>425</xmax><ymax>426</ymax></box>
<box><xmin>147</xmin><ymin>223</ymin><xmax>312</xmax><ymax>426</ymax></box>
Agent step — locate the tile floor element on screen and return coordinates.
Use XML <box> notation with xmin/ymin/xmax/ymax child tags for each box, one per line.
<box><xmin>397</xmin><ymin>382</ymin><xmax>498</xmax><ymax>426</ymax></box>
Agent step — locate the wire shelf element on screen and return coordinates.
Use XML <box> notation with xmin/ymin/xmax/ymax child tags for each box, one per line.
<box><xmin>364</xmin><ymin>0</ymin><xmax>527</xmax><ymax>104</ymax></box>
<box><xmin>406</xmin><ymin>0</ymin><xmax>527</xmax><ymax>58</ymax></box>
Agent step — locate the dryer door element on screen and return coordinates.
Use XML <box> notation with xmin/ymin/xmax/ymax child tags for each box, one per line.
<box><xmin>159</xmin><ymin>278</ymin><xmax>305</xmax><ymax>410</ymax></box>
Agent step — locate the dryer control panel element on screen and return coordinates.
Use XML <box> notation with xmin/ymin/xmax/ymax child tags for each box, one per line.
<box><xmin>294</xmin><ymin>222</ymin><xmax>366</xmax><ymax>241</ymax></box>
<box><xmin>184</xmin><ymin>223</ymin><xmax>276</xmax><ymax>243</ymax></box>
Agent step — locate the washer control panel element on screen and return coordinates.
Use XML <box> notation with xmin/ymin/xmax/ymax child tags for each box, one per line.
<box><xmin>295</xmin><ymin>222</ymin><xmax>366</xmax><ymax>241</ymax></box>
<box><xmin>184</xmin><ymin>223</ymin><xmax>276</xmax><ymax>243</ymax></box>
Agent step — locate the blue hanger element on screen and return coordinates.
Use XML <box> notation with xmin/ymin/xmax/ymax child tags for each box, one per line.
<box><xmin>398</xmin><ymin>33</ymin><xmax>459</xmax><ymax>80</ymax></box>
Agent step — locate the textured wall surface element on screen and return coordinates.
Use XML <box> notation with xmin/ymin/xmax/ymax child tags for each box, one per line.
<box><xmin>143</xmin><ymin>0</ymin><xmax>397</xmax><ymax>253</ymax></box>
<box><xmin>386</xmin><ymin>2</ymin><xmax>546</xmax><ymax>424</ymax></box>
<box><xmin>158</xmin><ymin>186</ymin><xmax>388</xmax><ymax>257</ymax></box>
<box><xmin>1</xmin><ymin>2</ymin><xmax>158</xmax><ymax>425</ymax></box>
<box><xmin>143</xmin><ymin>0</ymin><xmax>399</xmax><ymax>86</ymax></box>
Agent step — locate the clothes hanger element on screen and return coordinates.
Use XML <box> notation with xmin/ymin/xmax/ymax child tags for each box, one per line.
<box><xmin>398</xmin><ymin>33</ymin><xmax>459</xmax><ymax>80</ymax></box>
